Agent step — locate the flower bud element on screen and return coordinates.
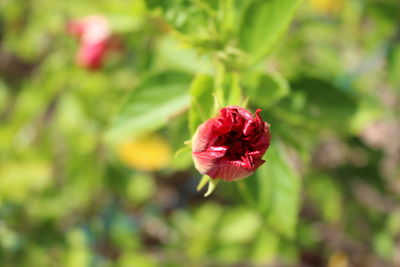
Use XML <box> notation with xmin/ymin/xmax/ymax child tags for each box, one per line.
<box><xmin>192</xmin><ymin>106</ymin><xmax>271</xmax><ymax>181</ymax></box>
<box><xmin>67</xmin><ymin>15</ymin><xmax>120</xmax><ymax>70</ymax></box>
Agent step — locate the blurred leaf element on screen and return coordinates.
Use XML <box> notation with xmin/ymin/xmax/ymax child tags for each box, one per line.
<box><xmin>226</xmin><ymin>72</ymin><xmax>243</xmax><ymax>107</ymax></box>
<box><xmin>374</xmin><ymin>231</ymin><xmax>395</xmax><ymax>260</ymax></box>
<box><xmin>388</xmin><ymin>44</ymin><xmax>400</xmax><ymax>88</ymax></box>
<box><xmin>297</xmin><ymin>221</ymin><xmax>320</xmax><ymax>249</ymax></box>
<box><xmin>110</xmin><ymin>214</ymin><xmax>140</xmax><ymax>249</ymax></box>
<box><xmin>125</xmin><ymin>173</ymin><xmax>156</xmax><ymax>204</ymax></box>
<box><xmin>0</xmin><ymin>223</ymin><xmax>19</xmax><ymax>252</ymax></box>
<box><xmin>307</xmin><ymin>173</ymin><xmax>342</xmax><ymax>223</ymax></box>
<box><xmin>350</xmin><ymin>98</ymin><xmax>383</xmax><ymax>134</ymax></box>
<box><xmin>170</xmin><ymin>203</ymin><xmax>223</xmax><ymax>259</ymax></box>
<box><xmin>217</xmin><ymin>208</ymin><xmax>261</xmax><ymax>244</ymax></box>
<box><xmin>156</xmin><ymin>37</ymin><xmax>213</xmax><ymax>74</ymax></box>
<box><xmin>387</xmin><ymin>209</ymin><xmax>400</xmax><ymax>236</ymax></box>
<box><xmin>106</xmin><ymin>71</ymin><xmax>192</xmax><ymax>143</ymax></box>
<box><xmin>366</xmin><ymin>1</ymin><xmax>400</xmax><ymax>24</ymax></box>
<box><xmin>244</xmin><ymin>140</ymin><xmax>301</xmax><ymax>238</ymax></box>
<box><xmin>279</xmin><ymin>77</ymin><xmax>358</xmax><ymax>131</ymax></box>
<box><xmin>66</xmin><ymin>229</ymin><xmax>90</xmax><ymax>267</ymax></box>
<box><xmin>0</xmin><ymin>160</ymin><xmax>51</xmax><ymax>204</ymax></box>
<box><xmin>118</xmin><ymin>252</ymin><xmax>157</xmax><ymax>267</ymax></box>
<box><xmin>212</xmin><ymin>245</ymin><xmax>245</xmax><ymax>264</ymax></box>
<box><xmin>250</xmin><ymin>229</ymin><xmax>280</xmax><ymax>264</ymax></box>
<box><xmin>189</xmin><ymin>74</ymin><xmax>214</xmax><ymax>135</ymax></box>
<box><xmin>168</xmin><ymin>113</ymin><xmax>191</xmax><ymax>150</ymax></box>
<box><xmin>0</xmin><ymin>81</ymin><xmax>9</xmax><ymax>112</ymax></box>
<box><xmin>168</xmin><ymin>114</ymin><xmax>193</xmax><ymax>170</ymax></box>
<box><xmin>239</xmin><ymin>0</ymin><xmax>301</xmax><ymax>64</ymax></box>
<box><xmin>247</xmin><ymin>72</ymin><xmax>290</xmax><ymax>108</ymax></box>
<box><xmin>108</xmin><ymin>14</ymin><xmax>145</xmax><ymax>33</ymax></box>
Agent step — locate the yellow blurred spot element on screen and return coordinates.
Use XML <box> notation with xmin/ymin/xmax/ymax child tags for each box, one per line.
<box><xmin>328</xmin><ymin>251</ymin><xmax>349</xmax><ymax>267</ymax></box>
<box><xmin>309</xmin><ymin>0</ymin><xmax>343</xmax><ymax>14</ymax></box>
<box><xmin>118</xmin><ymin>134</ymin><xmax>172</xmax><ymax>171</ymax></box>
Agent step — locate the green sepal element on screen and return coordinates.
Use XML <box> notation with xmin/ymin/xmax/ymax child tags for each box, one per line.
<box><xmin>204</xmin><ymin>178</ymin><xmax>220</xmax><ymax>197</ymax></box>
<box><xmin>196</xmin><ymin>175</ymin><xmax>220</xmax><ymax>197</ymax></box>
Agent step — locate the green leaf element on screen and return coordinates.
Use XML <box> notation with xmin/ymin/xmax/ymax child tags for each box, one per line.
<box><xmin>289</xmin><ymin>77</ymin><xmax>358</xmax><ymax>130</ymax></box>
<box><xmin>244</xmin><ymin>140</ymin><xmax>301</xmax><ymax>238</ymax></box>
<box><xmin>108</xmin><ymin>15</ymin><xmax>144</xmax><ymax>33</ymax></box>
<box><xmin>239</xmin><ymin>0</ymin><xmax>301</xmax><ymax>64</ymax></box>
<box><xmin>189</xmin><ymin>74</ymin><xmax>215</xmax><ymax>135</ymax></box>
<box><xmin>168</xmin><ymin>115</ymin><xmax>193</xmax><ymax>170</ymax></box>
<box><xmin>226</xmin><ymin>72</ymin><xmax>243</xmax><ymax>107</ymax></box>
<box><xmin>388</xmin><ymin>44</ymin><xmax>400</xmax><ymax>88</ymax></box>
<box><xmin>250</xmin><ymin>229</ymin><xmax>280</xmax><ymax>264</ymax></box>
<box><xmin>263</xmin><ymin>141</ymin><xmax>300</xmax><ymax>238</ymax></box>
<box><xmin>217</xmin><ymin>209</ymin><xmax>261</xmax><ymax>244</ymax></box>
<box><xmin>0</xmin><ymin>160</ymin><xmax>52</xmax><ymax>204</ymax></box>
<box><xmin>106</xmin><ymin>71</ymin><xmax>192</xmax><ymax>143</ymax></box>
<box><xmin>306</xmin><ymin>173</ymin><xmax>342</xmax><ymax>223</ymax></box>
<box><xmin>247</xmin><ymin>72</ymin><xmax>290</xmax><ymax>108</ymax></box>
<box><xmin>125</xmin><ymin>173</ymin><xmax>156</xmax><ymax>205</ymax></box>
<box><xmin>374</xmin><ymin>231</ymin><xmax>395</xmax><ymax>260</ymax></box>
<box><xmin>156</xmin><ymin>37</ymin><xmax>213</xmax><ymax>74</ymax></box>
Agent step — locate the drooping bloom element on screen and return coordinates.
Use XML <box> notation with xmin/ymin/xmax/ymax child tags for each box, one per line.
<box><xmin>192</xmin><ymin>106</ymin><xmax>271</xmax><ymax>181</ymax></box>
<box><xmin>67</xmin><ymin>15</ymin><xmax>120</xmax><ymax>70</ymax></box>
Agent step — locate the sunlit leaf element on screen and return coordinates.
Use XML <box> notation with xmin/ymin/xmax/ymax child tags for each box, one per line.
<box><xmin>106</xmin><ymin>71</ymin><xmax>192</xmax><ymax>143</ymax></box>
<box><xmin>247</xmin><ymin>72</ymin><xmax>290</xmax><ymax>108</ymax></box>
<box><xmin>244</xmin><ymin>140</ymin><xmax>301</xmax><ymax>238</ymax></box>
<box><xmin>250</xmin><ymin>229</ymin><xmax>280</xmax><ymax>264</ymax></box>
<box><xmin>189</xmin><ymin>74</ymin><xmax>214</xmax><ymax>135</ymax></box>
<box><xmin>217</xmin><ymin>208</ymin><xmax>261</xmax><ymax>244</ymax></box>
<box><xmin>239</xmin><ymin>0</ymin><xmax>301</xmax><ymax>64</ymax></box>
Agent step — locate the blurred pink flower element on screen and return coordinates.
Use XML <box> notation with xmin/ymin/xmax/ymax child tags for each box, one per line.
<box><xmin>67</xmin><ymin>15</ymin><xmax>121</xmax><ymax>70</ymax></box>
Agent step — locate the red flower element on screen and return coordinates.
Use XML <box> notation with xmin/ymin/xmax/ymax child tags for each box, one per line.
<box><xmin>67</xmin><ymin>15</ymin><xmax>120</xmax><ymax>70</ymax></box>
<box><xmin>192</xmin><ymin>106</ymin><xmax>271</xmax><ymax>181</ymax></box>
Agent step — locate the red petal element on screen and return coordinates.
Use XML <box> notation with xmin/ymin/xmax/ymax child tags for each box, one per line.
<box><xmin>192</xmin><ymin>118</ymin><xmax>218</xmax><ymax>152</ymax></box>
<box><xmin>192</xmin><ymin>146</ymin><xmax>228</xmax><ymax>175</ymax></box>
<box><xmin>206</xmin><ymin>158</ymin><xmax>265</xmax><ymax>181</ymax></box>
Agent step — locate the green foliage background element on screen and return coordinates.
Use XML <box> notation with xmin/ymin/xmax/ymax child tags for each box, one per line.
<box><xmin>1</xmin><ymin>0</ymin><xmax>400</xmax><ymax>266</ymax></box>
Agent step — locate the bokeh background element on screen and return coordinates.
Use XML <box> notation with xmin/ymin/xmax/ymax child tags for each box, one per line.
<box><xmin>1</xmin><ymin>0</ymin><xmax>400</xmax><ymax>266</ymax></box>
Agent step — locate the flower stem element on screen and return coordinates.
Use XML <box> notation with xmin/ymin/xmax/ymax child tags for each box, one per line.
<box><xmin>214</xmin><ymin>59</ymin><xmax>226</xmax><ymax>107</ymax></box>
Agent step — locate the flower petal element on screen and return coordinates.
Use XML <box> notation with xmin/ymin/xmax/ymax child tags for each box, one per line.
<box><xmin>192</xmin><ymin>118</ymin><xmax>218</xmax><ymax>152</ymax></box>
<box><xmin>192</xmin><ymin>105</ymin><xmax>271</xmax><ymax>181</ymax></box>
<box><xmin>206</xmin><ymin>158</ymin><xmax>265</xmax><ymax>181</ymax></box>
<box><xmin>192</xmin><ymin>146</ymin><xmax>228</xmax><ymax>175</ymax></box>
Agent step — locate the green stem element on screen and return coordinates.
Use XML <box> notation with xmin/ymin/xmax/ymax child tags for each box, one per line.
<box><xmin>229</xmin><ymin>71</ymin><xmax>242</xmax><ymax>106</ymax></box>
<box><xmin>214</xmin><ymin>59</ymin><xmax>226</xmax><ymax>107</ymax></box>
